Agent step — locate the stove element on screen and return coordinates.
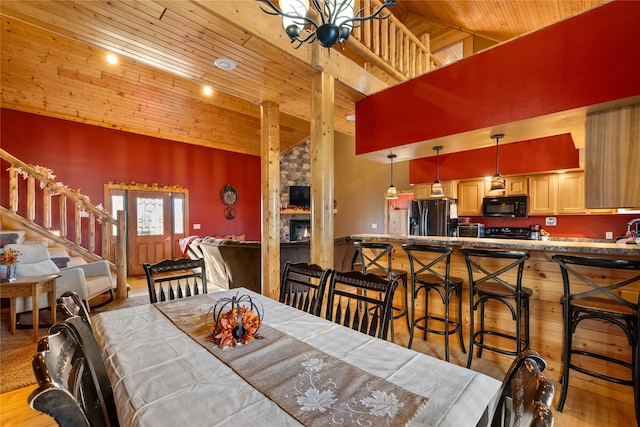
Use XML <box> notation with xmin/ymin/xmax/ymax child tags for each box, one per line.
<box><xmin>483</xmin><ymin>227</ymin><xmax>531</xmax><ymax>240</ymax></box>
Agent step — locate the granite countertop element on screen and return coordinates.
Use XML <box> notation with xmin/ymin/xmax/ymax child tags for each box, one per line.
<box><xmin>350</xmin><ymin>234</ymin><xmax>640</xmax><ymax>256</ymax></box>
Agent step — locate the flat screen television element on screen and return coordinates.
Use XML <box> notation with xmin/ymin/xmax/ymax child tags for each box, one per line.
<box><xmin>289</xmin><ymin>185</ymin><xmax>310</xmax><ymax>208</ymax></box>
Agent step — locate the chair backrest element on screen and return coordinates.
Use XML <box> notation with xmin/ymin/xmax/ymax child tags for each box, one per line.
<box><xmin>552</xmin><ymin>254</ymin><xmax>640</xmax><ymax>315</ymax></box>
<box><xmin>459</xmin><ymin>248</ymin><xmax>530</xmax><ymax>294</ymax></box>
<box><xmin>144</xmin><ymin>258</ymin><xmax>207</xmax><ymax>303</ymax></box>
<box><xmin>492</xmin><ymin>350</ymin><xmax>554</xmax><ymax>427</ymax></box>
<box><xmin>4</xmin><ymin>242</ymin><xmax>60</xmax><ymax>277</ymax></box>
<box><xmin>28</xmin><ymin>316</ymin><xmax>120</xmax><ymax>427</ymax></box>
<box><xmin>325</xmin><ymin>270</ymin><xmax>398</xmax><ymax>340</ymax></box>
<box><xmin>279</xmin><ymin>262</ymin><xmax>331</xmax><ymax>316</ymax></box>
<box><xmin>353</xmin><ymin>241</ymin><xmax>394</xmax><ymax>278</ymax></box>
<box><xmin>402</xmin><ymin>243</ymin><xmax>454</xmax><ymax>284</ymax></box>
<box><xmin>57</xmin><ymin>291</ymin><xmax>92</xmax><ymax>328</ymax></box>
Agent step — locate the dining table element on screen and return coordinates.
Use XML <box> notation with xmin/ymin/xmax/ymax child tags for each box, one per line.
<box><xmin>93</xmin><ymin>288</ymin><xmax>502</xmax><ymax>427</ymax></box>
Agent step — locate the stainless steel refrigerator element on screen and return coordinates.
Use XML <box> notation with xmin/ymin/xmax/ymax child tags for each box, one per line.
<box><xmin>407</xmin><ymin>198</ymin><xmax>458</xmax><ymax>236</ymax></box>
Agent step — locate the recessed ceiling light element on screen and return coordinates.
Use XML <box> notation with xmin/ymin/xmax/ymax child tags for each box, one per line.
<box><xmin>214</xmin><ymin>58</ymin><xmax>236</xmax><ymax>71</ymax></box>
<box><xmin>105</xmin><ymin>53</ymin><xmax>118</xmax><ymax>65</ymax></box>
<box><xmin>346</xmin><ymin>114</ymin><xmax>356</xmax><ymax>122</ymax></box>
<box><xmin>202</xmin><ymin>86</ymin><xmax>213</xmax><ymax>96</ymax></box>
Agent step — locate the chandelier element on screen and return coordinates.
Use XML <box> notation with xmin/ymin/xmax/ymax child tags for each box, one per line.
<box><xmin>257</xmin><ymin>0</ymin><xmax>397</xmax><ymax>50</ymax></box>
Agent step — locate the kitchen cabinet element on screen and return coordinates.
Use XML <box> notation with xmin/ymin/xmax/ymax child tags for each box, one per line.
<box><xmin>387</xmin><ymin>209</ymin><xmax>408</xmax><ymax>234</ymax></box>
<box><xmin>505</xmin><ymin>176</ymin><xmax>528</xmax><ymax>196</ymax></box>
<box><xmin>585</xmin><ymin>103</ymin><xmax>640</xmax><ymax>208</ymax></box>
<box><xmin>413</xmin><ymin>181</ymin><xmax>457</xmax><ymax>199</ymax></box>
<box><xmin>558</xmin><ymin>172</ymin><xmax>586</xmax><ymax>214</ymax></box>
<box><xmin>458</xmin><ymin>179</ymin><xmax>485</xmax><ymax>216</ymax></box>
<box><xmin>529</xmin><ymin>174</ymin><xmax>558</xmax><ymax>215</ymax></box>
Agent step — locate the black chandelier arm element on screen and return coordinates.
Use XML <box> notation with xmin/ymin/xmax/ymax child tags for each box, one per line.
<box><xmin>257</xmin><ymin>0</ymin><xmax>319</xmax><ymax>30</ymax></box>
<box><xmin>291</xmin><ymin>32</ymin><xmax>318</xmax><ymax>48</ymax></box>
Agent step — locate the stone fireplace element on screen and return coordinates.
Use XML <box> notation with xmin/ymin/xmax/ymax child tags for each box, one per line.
<box><xmin>290</xmin><ymin>219</ymin><xmax>311</xmax><ymax>242</ymax></box>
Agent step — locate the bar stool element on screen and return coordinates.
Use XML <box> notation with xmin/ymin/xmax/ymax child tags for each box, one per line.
<box><xmin>460</xmin><ymin>248</ymin><xmax>532</xmax><ymax>369</ymax></box>
<box><xmin>402</xmin><ymin>243</ymin><xmax>466</xmax><ymax>361</ymax></box>
<box><xmin>552</xmin><ymin>254</ymin><xmax>639</xmax><ymax>424</ymax></box>
<box><xmin>353</xmin><ymin>241</ymin><xmax>410</xmax><ymax>342</ymax></box>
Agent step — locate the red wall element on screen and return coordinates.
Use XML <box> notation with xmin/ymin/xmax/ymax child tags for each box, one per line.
<box><xmin>409</xmin><ymin>134</ymin><xmax>580</xmax><ymax>183</ymax></box>
<box><xmin>356</xmin><ymin>1</ymin><xmax>640</xmax><ymax>154</ymax></box>
<box><xmin>0</xmin><ymin>109</ymin><xmax>262</xmax><ymax>242</ymax></box>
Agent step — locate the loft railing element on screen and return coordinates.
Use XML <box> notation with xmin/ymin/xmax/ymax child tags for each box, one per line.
<box><xmin>0</xmin><ymin>148</ymin><xmax>127</xmax><ymax>299</ymax></box>
<box><xmin>346</xmin><ymin>0</ymin><xmax>442</xmax><ymax>81</ymax></box>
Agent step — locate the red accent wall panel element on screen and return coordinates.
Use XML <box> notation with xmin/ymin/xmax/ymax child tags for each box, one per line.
<box><xmin>0</xmin><ymin>109</ymin><xmax>262</xmax><ymax>242</ymax></box>
<box><xmin>356</xmin><ymin>1</ymin><xmax>640</xmax><ymax>154</ymax></box>
<box><xmin>409</xmin><ymin>134</ymin><xmax>580</xmax><ymax>183</ymax></box>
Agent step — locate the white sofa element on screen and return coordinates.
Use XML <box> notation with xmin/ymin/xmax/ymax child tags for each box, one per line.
<box><xmin>4</xmin><ymin>242</ymin><xmax>115</xmax><ymax>313</ymax></box>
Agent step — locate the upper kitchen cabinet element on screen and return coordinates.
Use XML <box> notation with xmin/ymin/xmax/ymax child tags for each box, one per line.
<box><xmin>505</xmin><ymin>176</ymin><xmax>528</xmax><ymax>196</ymax></box>
<box><xmin>529</xmin><ymin>174</ymin><xmax>558</xmax><ymax>215</ymax></box>
<box><xmin>585</xmin><ymin>103</ymin><xmax>640</xmax><ymax>208</ymax></box>
<box><xmin>458</xmin><ymin>179</ymin><xmax>485</xmax><ymax>216</ymax></box>
<box><xmin>413</xmin><ymin>181</ymin><xmax>457</xmax><ymax>200</ymax></box>
<box><xmin>558</xmin><ymin>172</ymin><xmax>586</xmax><ymax>214</ymax></box>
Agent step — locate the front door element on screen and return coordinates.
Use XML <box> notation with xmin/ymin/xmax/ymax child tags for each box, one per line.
<box><xmin>107</xmin><ymin>185</ymin><xmax>188</xmax><ymax>277</ymax></box>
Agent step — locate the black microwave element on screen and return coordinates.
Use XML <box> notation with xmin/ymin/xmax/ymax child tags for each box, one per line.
<box><xmin>482</xmin><ymin>196</ymin><xmax>528</xmax><ymax>218</ymax></box>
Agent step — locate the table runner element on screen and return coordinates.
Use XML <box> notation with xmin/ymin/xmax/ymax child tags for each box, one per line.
<box><xmin>155</xmin><ymin>294</ymin><xmax>429</xmax><ymax>427</ymax></box>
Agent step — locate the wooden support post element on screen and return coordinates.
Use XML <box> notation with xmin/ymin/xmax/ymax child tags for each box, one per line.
<box><xmin>310</xmin><ymin>72</ymin><xmax>335</xmax><ymax>269</ymax></box>
<box><xmin>261</xmin><ymin>101</ymin><xmax>281</xmax><ymax>300</ymax></box>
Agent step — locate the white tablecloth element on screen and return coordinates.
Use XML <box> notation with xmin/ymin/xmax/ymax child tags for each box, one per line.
<box><xmin>93</xmin><ymin>289</ymin><xmax>501</xmax><ymax>426</ymax></box>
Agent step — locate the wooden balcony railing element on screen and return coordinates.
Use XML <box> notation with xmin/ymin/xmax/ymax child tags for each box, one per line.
<box><xmin>0</xmin><ymin>148</ymin><xmax>127</xmax><ymax>299</ymax></box>
<box><xmin>347</xmin><ymin>0</ymin><xmax>441</xmax><ymax>81</ymax></box>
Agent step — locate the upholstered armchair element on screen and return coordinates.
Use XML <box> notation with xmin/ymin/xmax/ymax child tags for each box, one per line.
<box><xmin>3</xmin><ymin>243</ymin><xmax>115</xmax><ymax>314</ymax></box>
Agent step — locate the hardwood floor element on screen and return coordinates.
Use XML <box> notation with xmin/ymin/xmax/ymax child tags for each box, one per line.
<box><xmin>0</xmin><ymin>277</ymin><xmax>635</xmax><ymax>427</ymax></box>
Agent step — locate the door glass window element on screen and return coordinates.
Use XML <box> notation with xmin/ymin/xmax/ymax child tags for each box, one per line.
<box><xmin>137</xmin><ymin>198</ymin><xmax>164</xmax><ymax>236</ymax></box>
<box><xmin>173</xmin><ymin>197</ymin><xmax>184</xmax><ymax>235</ymax></box>
<box><xmin>111</xmin><ymin>194</ymin><xmax>125</xmax><ymax>235</ymax></box>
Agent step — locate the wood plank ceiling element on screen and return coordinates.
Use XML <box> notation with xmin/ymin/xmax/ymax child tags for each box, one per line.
<box><xmin>0</xmin><ymin>1</ymin><xmax>610</xmax><ymax>157</ymax></box>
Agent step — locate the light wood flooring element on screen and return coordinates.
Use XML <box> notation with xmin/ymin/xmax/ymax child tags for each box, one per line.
<box><xmin>1</xmin><ymin>277</ymin><xmax>636</xmax><ymax>427</ymax></box>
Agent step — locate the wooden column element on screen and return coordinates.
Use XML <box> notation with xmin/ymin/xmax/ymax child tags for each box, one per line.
<box><xmin>260</xmin><ymin>101</ymin><xmax>281</xmax><ymax>300</ymax></box>
<box><xmin>310</xmin><ymin>72</ymin><xmax>335</xmax><ymax>269</ymax></box>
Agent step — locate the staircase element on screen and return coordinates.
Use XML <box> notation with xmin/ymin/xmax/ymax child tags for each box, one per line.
<box><xmin>0</xmin><ymin>149</ymin><xmax>127</xmax><ymax>299</ymax></box>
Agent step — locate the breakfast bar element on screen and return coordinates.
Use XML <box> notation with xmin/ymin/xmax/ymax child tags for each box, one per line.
<box><xmin>351</xmin><ymin>234</ymin><xmax>640</xmax><ymax>406</ymax></box>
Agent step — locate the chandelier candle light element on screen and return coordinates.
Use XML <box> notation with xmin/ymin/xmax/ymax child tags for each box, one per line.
<box><xmin>257</xmin><ymin>0</ymin><xmax>396</xmax><ymax>50</ymax></box>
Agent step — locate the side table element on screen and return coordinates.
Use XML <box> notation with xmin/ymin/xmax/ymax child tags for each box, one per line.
<box><xmin>0</xmin><ymin>274</ymin><xmax>59</xmax><ymax>342</ymax></box>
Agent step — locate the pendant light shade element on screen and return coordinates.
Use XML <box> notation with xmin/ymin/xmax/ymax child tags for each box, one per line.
<box><xmin>386</xmin><ymin>153</ymin><xmax>398</xmax><ymax>200</ymax></box>
<box><xmin>430</xmin><ymin>145</ymin><xmax>445</xmax><ymax>198</ymax></box>
<box><xmin>490</xmin><ymin>133</ymin><xmax>506</xmax><ymax>191</ymax></box>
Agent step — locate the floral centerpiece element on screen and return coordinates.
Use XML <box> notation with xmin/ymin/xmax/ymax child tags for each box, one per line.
<box><xmin>207</xmin><ymin>293</ymin><xmax>263</xmax><ymax>349</ymax></box>
<box><xmin>0</xmin><ymin>247</ymin><xmax>20</xmax><ymax>282</ymax></box>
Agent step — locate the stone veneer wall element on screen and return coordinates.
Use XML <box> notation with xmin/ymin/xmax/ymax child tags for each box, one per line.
<box><xmin>280</xmin><ymin>139</ymin><xmax>311</xmax><ymax>241</ymax></box>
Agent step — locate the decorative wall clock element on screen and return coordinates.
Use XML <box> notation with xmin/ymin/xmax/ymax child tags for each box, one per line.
<box><xmin>221</xmin><ymin>184</ymin><xmax>238</xmax><ymax>206</ymax></box>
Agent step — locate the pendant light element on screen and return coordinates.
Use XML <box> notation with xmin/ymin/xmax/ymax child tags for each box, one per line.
<box><xmin>490</xmin><ymin>133</ymin><xmax>506</xmax><ymax>191</ymax></box>
<box><xmin>430</xmin><ymin>145</ymin><xmax>445</xmax><ymax>198</ymax></box>
<box><xmin>386</xmin><ymin>153</ymin><xmax>398</xmax><ymax>200</ymax></box>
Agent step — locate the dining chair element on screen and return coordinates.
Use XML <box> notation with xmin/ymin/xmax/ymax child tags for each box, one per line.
<box><xmin>28</xmin><ymin>316</ymin><xmax>120</xmax><ymax>427</ymax></box>
<box><xmin>402</xmin><ymin>243</ymin><xmax>465</xmax><ymax>361</ymax></box>
<box><xmin>353</xmin><ymin>241</ymin><xmax>410</xmax><ymax>342</ymax></box>
<box><xmin>57</xmin><ymin>290</ymin><xmax>92</xmax><ymax>328</ymax></box>
<box><xmin>279</xmin><ymin>261</ymin><xmax>331</xmax><ymax>317</ymax></box>
<box><xmin>144</xmin><ymin>258</ymin><xmax>207</xmax><ymax>303</ymax></box>
<box><xmin>491</xmin><ymin>350</ymin><xmax>554</xmax><ymax>427</ymax></box>
<box><xmin>552</xmin><ymin>254</ymin><xmax>639</xmax><ymax>425</ymax></box>
<box><xmin>325</xmin><ymin>270</ymin><xmax>398</xmax><ymax>340</ymax></box>
<box><xmin>460</xmin><ymin>248</ymin><xmax>532</xmax><ymax>369</ymax></box>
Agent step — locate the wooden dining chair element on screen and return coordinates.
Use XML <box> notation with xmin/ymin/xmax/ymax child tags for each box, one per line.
<box><xmin>144</xmin><ymin>258</ymin><xmax>207</xmax><ymax>303</ymax></box>
<box><xmin>491</xmin><ymin>350</ymin><xmax>554</xmax><ymax>427</ymax></box>
<box><xmin>279</xmin><ymin>261</ymin><xmax>331</xmax><ymax>316</ymax></box>
<box><xmin>28</xmin><ymin>316</ymin><xmax>120</xmax><ymax>427</ymax></box>
<box><xmin>325</xmin><ymin>270</ymin><xmax>398</xmax><ymax>340</ymax></box>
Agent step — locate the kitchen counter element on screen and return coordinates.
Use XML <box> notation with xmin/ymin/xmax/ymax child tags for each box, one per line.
<box><xmin>350</xmin><ymin>234</ymin><xmax>640</xmax><ymax>256</ymax></box>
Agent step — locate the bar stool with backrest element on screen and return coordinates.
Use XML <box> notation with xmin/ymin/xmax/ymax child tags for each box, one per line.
<box><xmin>460</xmin><ymin>248</ymin><xmax>532</xmax><ymax>369</ymax></box>
<box><xmin>552</xmin><ymin>254</ymin><xmax>639</xmax><ymax>425</ymax></box>
<box><xmin>353</xmin><ymin>241</ymin><xmax>410</xmax><ymax>342</ymax></box>
<box><xmin>402</xmin><ymin>243</ymin><xmax>466</xmax><ymax>361</ymax></box>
